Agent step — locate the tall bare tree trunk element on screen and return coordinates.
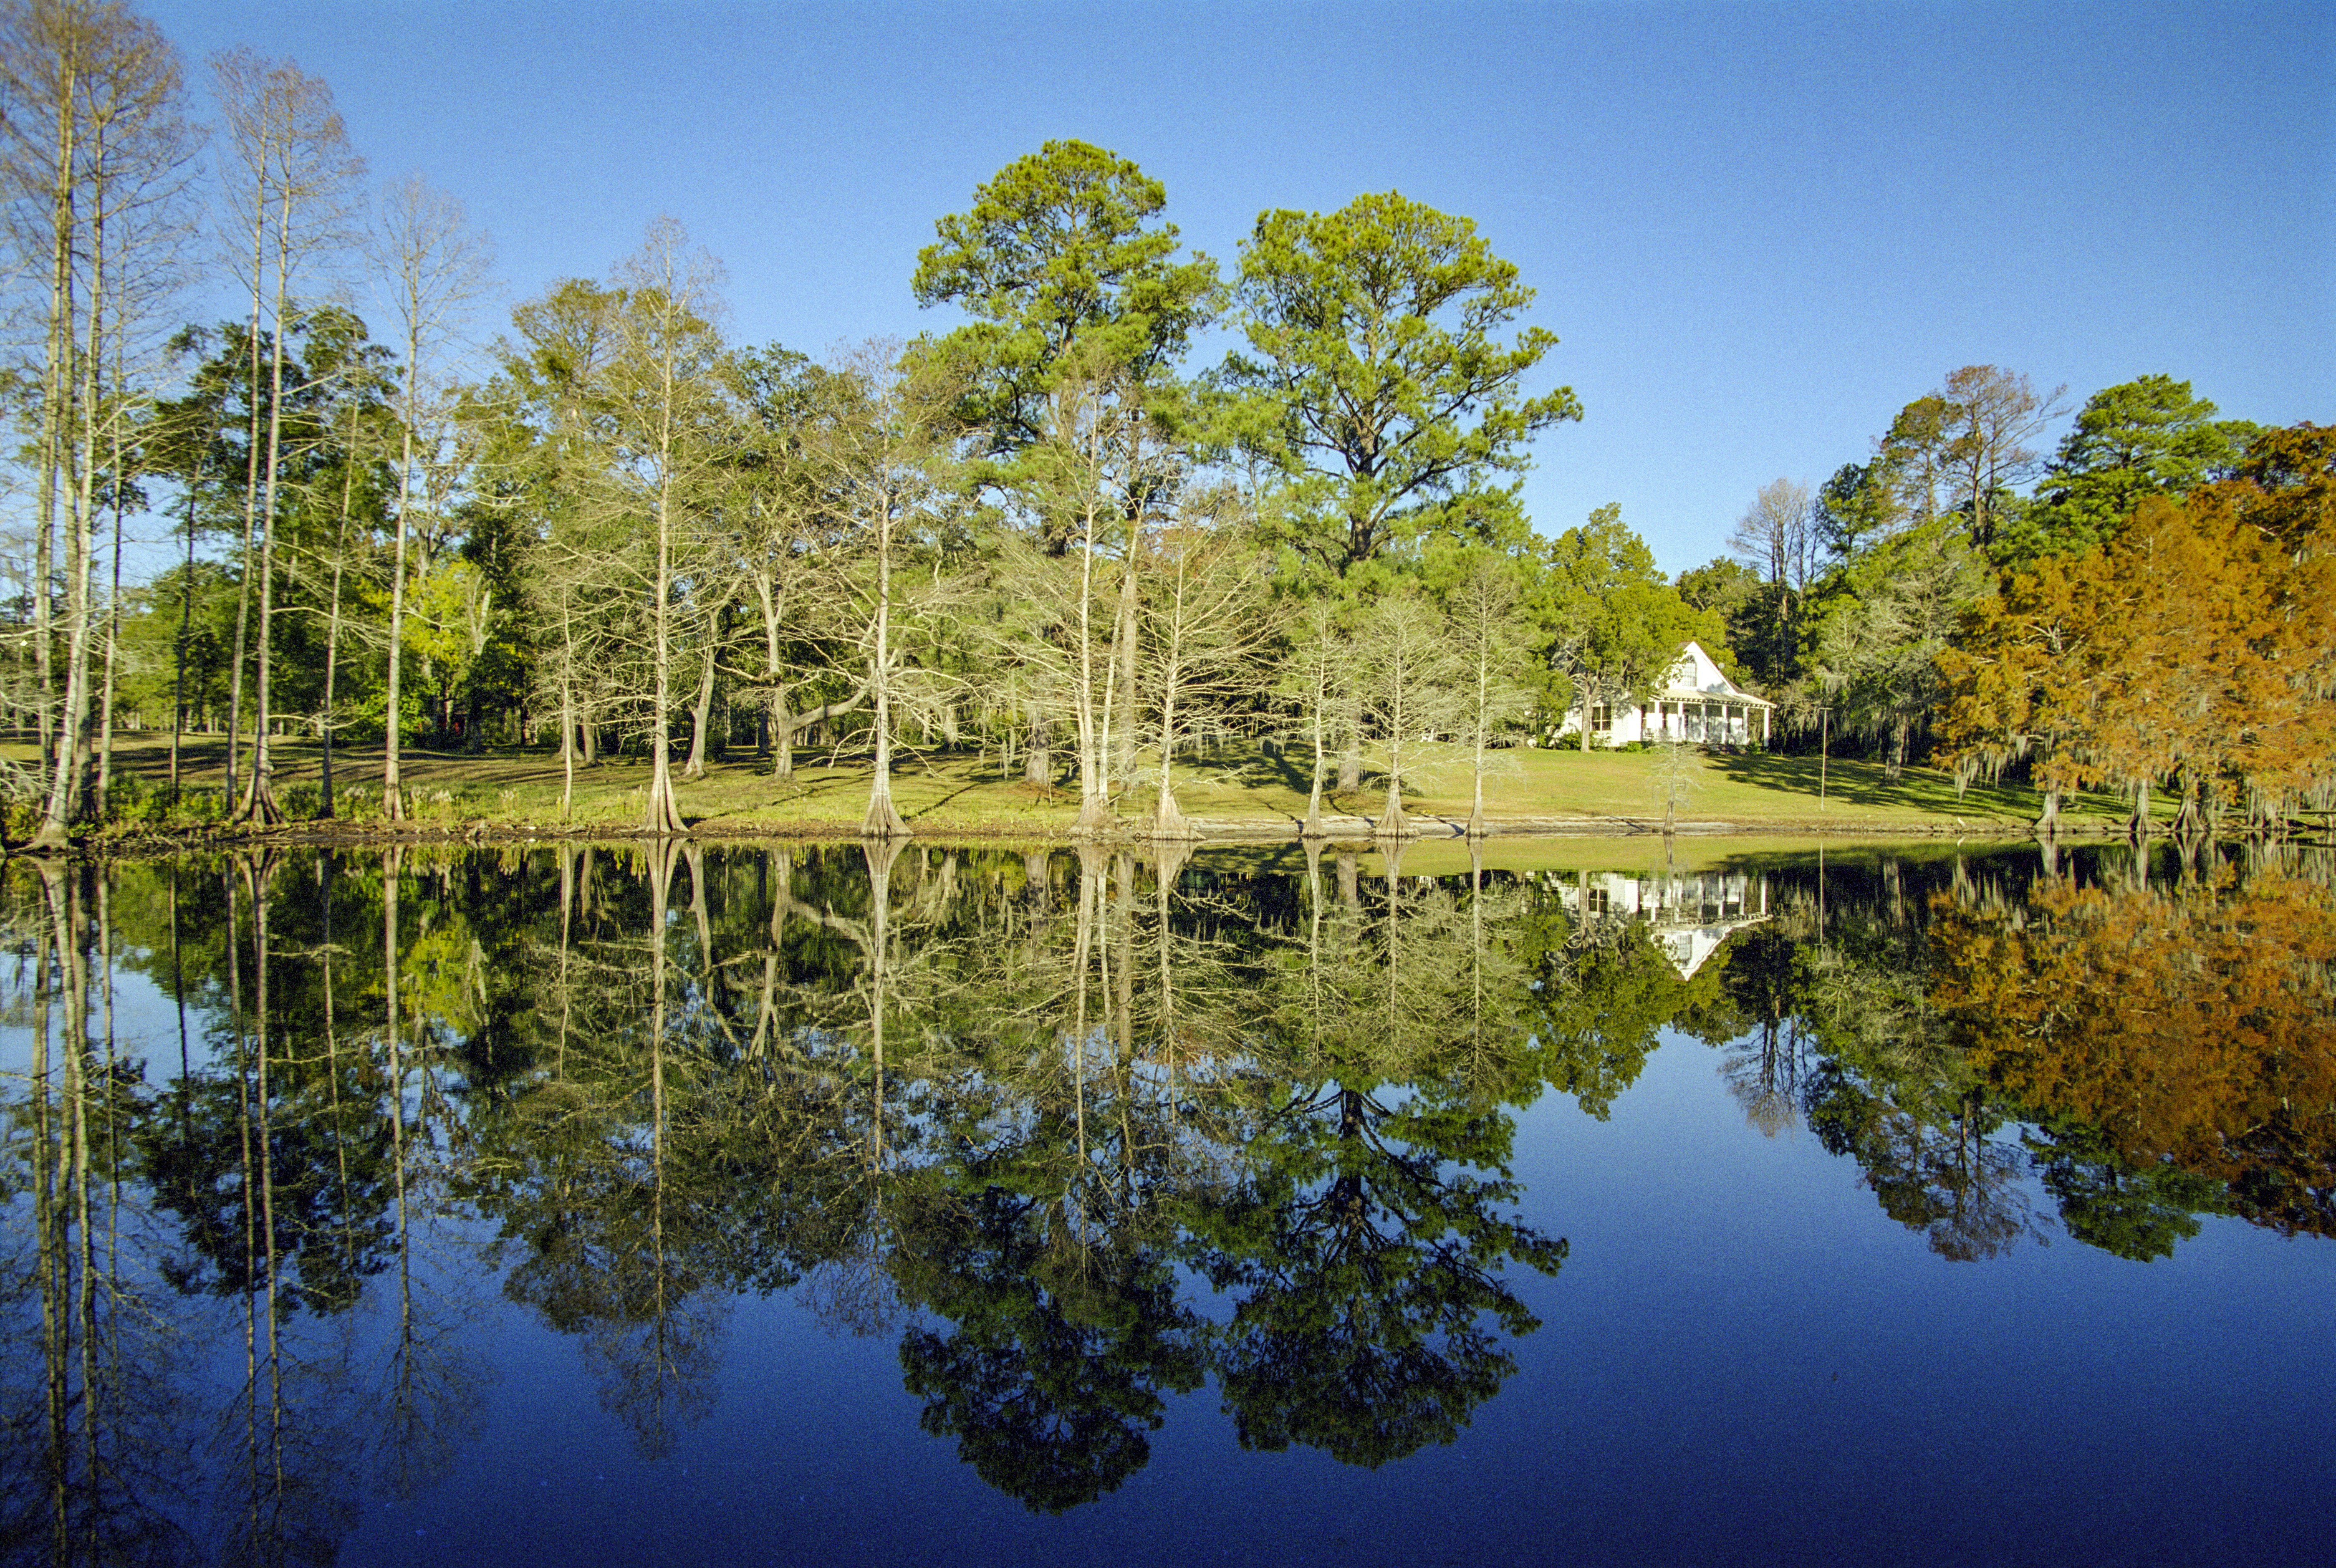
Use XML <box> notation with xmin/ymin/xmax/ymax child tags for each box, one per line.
<box><xmin>29</xmin><ymin>36</ymin><xmax>78</xmax><ymax>795</ymax></box>
<box><xmin>235</xmin><ymin>183</ymin><xmax>300</xmax><ymax>827</ymax></box>
<box><xmin>169</xmin><ymin>483</ymin><xmax>194</xmax><ymax>803</ymax></box>
<box><xmin>682</xmin><ymin>621</ymin><xmax>717</xmax><ymax>780</ymax></box>
<box><xmin>1073</xmin><ymin>501</ymin><xmax>1112</xmax><ymax>837</ymax></box>
<box><xmin>644</xmin><ymin>463</ymin><xmax>685</xmax><ymax>831</ymax></box>
<box><xmin>30</xmin><ymin>77</ymin><xmax>105</xmax><ymax>850</ymax></box>
<box><xmin>1114</xmin><ymin>542</ymin><xmax>1139</xmax><ymax>790</ymax></box>
<box><xmin>224</xmin><ymin>135</ymin><xmax>266</xmax><ymax>817</ymax></box>
<box><xmin>864</xmin><ymin>495</ymin><xmax>907</xmax><ymax>839</ymax></box>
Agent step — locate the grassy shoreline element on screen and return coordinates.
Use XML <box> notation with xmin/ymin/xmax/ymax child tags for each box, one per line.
<box><xmin>19</xmin><ymin>733</ymin><xmax>2135</xmax><ymax>851</ymax></box>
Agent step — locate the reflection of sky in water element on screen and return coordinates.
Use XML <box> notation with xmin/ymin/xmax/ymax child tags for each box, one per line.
<box><xmin>2</xmin><ymin>844</ymin><xmax>2327</xmax><ymax>1567</ymax></box>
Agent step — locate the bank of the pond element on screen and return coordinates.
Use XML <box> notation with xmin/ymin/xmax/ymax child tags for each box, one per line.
<box><xmin>31</xmin><ymin>733</ymin><xmax>2145</xmax><ymax>851</ymax></box>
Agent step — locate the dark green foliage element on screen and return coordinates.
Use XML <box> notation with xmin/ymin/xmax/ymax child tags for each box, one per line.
<box><xmin>2003</xmin><ymin>375</ymin><xmax>2257</xmax><ymax>564</ymax></box>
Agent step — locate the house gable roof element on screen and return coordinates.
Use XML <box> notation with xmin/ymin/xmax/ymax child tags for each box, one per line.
<box><xmin>1660</xmin><ymin>640</ymin><xmax>1772</xmax><ymax>707</ymax></box>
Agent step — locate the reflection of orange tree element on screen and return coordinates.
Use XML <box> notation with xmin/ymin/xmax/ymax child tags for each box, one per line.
<box><xmin>1933</xmin><ymin>868</ymin><xmax>2336</xmax><ymax>1238</ymax></box>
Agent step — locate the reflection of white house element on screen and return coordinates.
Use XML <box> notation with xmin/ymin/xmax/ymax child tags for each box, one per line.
<box><xmin>1556</xmin><ymin>641</ymin><xmax>1774</xmax><ymax>747</ymax></box>
<box><xmin>1552</xmin><ymin>869</ymin><xmax>1770</xmax><ymax>980</ymax></box>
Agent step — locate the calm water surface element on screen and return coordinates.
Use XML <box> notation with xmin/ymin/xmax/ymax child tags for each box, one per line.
<box><xmin>2</xmin><ymin>838</ymin><xmax>2329</xmax><ymax>1566</ymax></box>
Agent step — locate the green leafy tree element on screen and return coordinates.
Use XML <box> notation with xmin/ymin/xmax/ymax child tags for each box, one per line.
<box><xmin>1800</xmin><ymin>517</ymin><xmax>1985</xmax><ymax>779</ymax></box>
<box><xmin>2007</xmin><ymin>375</ymin><xmax>2258</xmax><ymax>563</ymax></box>
<box><xmin>912</xmin><ymin>139</ymin><xmax>1217</xmax><ymax>456</ymax></box>
<box><xmin>1540</xmin><ymin>504</ymin><xmax>1723</xmax><ymax>750</ymax></box>
<box><xmin>1222</xmin><ymin>192</ymin><xmax>1578</xmax><ymax>578</ymax></box>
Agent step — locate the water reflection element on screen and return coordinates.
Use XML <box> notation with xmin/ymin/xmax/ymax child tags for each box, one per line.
<box><xmin>0</xmin><ymin>837</ymin><xmax>2329</xmax><ymax>1556</ymax></box>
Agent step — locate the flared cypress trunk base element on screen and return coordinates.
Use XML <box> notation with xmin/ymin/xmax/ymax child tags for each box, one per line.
<box><xmin>1377</xmin><ymin>782</ymin><xmax>1412</xmax><ymax>838</ymax></box>
<box><xmin>1139</xmin><ymin>787</ymin><xmax>1199</xmax><ymax>842</ymax></box>
<box><xmin>863</xmin><ymin>787</ymin><xmax>910</xmax><ymax>840</ymax></box>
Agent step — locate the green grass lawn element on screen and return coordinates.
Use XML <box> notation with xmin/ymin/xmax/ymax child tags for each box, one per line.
<box><xmin>44</xmin><ymin>731</ymin><xmax>2128</xmax><ymax>841</ymax></box>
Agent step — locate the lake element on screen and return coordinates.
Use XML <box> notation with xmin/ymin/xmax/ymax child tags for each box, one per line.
<box><xmin>2</xmin><ymin>836</ymin><xmax>2328</xmax><ymax>1566</ymax></box>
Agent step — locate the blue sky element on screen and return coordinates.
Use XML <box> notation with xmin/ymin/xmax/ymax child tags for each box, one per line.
<box><xmin>146</xmin><ymin>0</ymin><xmax>2333</xmax><ymax>573</ymax></box>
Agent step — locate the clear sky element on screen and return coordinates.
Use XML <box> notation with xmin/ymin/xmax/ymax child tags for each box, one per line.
<box><xmin>144</xmin><ymin>0</ymin><xmax>2333</xmax><ymax>574</ymax></box>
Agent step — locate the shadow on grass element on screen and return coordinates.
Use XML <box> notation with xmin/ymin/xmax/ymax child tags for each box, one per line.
<box><xmin>1711</xmin><ymin>751</ymin><xmax>2045</xmax><ymax>818</ymax></box>
<box><xmin>1182</xmin><ymin>743</ymin><xmax>1391</xmax><ymax>809</ymax></box>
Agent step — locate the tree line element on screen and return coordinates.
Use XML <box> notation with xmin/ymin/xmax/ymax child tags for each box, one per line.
<box><xmin>3</xmin><ymin>0</ymin><xmax>2327</xmax><ymax>851</ymax></box>
<box><xmin>1684</xmin><ymin>370</ymin><xmax>2334</xmax><ymax>834</ymax></box>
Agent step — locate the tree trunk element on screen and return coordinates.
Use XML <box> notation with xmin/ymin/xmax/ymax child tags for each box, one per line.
<box><xmin>318</xmin><ymin>553</ymin><xmax>343</xmax><ymax>818</ymax></box>
<box><xmin>98</xmin><ymin>423</ymin><xmax>127</xmax><ymax>815</ymax></box>
<box><xmin>863</xmin><ymin>500</ymin><xmax>908</xmax><ymax>840</ymax></box>
<box><xmin>2035</xmin><ymin>786</ymin><xmax>2060</xmax><ymax>837</ymax></box>
<box><xmin>1113</xmin><ymin>550</ymin><xmax>1139</xmax><ymax>789</ymax></box>
<box><xmin>864</xmin><ymin>667</ymin><xmax>908</xmax><ymax>837</ymax></box>
<box><xmin>1073</xmin><ymin>509</ymin><xmax>1112</xmax><ymax>837</ymax></box>
<box><xmin>2173</xmin><ymin>772</ymin><xmax>2204</xmax><ymax>840</ymax></box>
<box><xmin>642</xmin><ymin>391</ymin><xmax>686</xmax><ymax>831</ymax></box>
<box><xmin>559</xmin><ymin>664</ymin><xmax>574</xmax><ymax>822</ymax></box>
<box><xmin>1144</xmin><ymin>651</ymin><xmax>1193</xmax><ymax>841</ymax></box>
<box><xmin>30</xmin><ymin>46</ymin><xmax>74</xmax><ymax>797</ymax></box>
<box><xmin>1379</xmin><ymin>772</ymin><xmax>1409</xmax><ymax>837</ymax></box>
<box><xmin>1025</xmin><ymin>708</ymin><xmax>1053</xmax><ymax>786</ymax></box>
<box><xmin>682</xmin><ymin>636</ymin><xmax>717</xmax><ymax>780</ymax></box>
<box><xmin>1819</xmin><ymin>707</ymin><xmax>1830</xmax><ymax>807</ymax></box>
<box><xmin>30</xmin><ymin>131</ymin><xmax>106</xmax><ymax>850</ymax></box>
<box><xmin>1467</xmin><ymin>710</ymin><xmax>1488</xmax><ymax>839</ymax></box>
<box><xmin>236</xmin><ymin>172</ymin><xmax>296</xmax><ymax>828</ymax></box>
<box><xmin>1302</xmin><ymin>697</ymin><xmax>1328</xmax><ymax>839</ymax></box>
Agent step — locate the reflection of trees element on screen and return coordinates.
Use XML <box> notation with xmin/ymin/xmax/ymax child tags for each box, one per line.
<box><xmin>892</xmin><ymin>1177</ymin><xmax>1202</xmax><ymax>1513</ymax></box>
<box><xmin>1517</xmin><ymin>868</ymin><xmax>1727</xmax><ymax>1119</ymax></box>
<box><xmin>0</xmin><ymin>865</ymin><xmax>195</xmax><ymax>1564</ymax></box>
<box><xmin>1935</xmin><ymin>861</ymin><xmax>2336</xmax><ymax>1241</ymax></box>
<box><xmin>2022</xmin><ymin>1116</ymin><xmax>2227</xmax><ymax>1262</ymax></box>
<box><xmin>1187</xmin><ymin>845</ymin><xmax>1565</xmax><ymax>1469</ymax></box>
<box><xmin>488</xmin><ymin>842</ymin><xmax>726</xmax><ymax>1459</ymax></box>
<box><xmin>1797</xmin><ymin>878</ymin><xmax>2042</xmax><ymax>1262</ymax></box>
<box><xmin>51</xmin><ymin>838</ymin><xmax>2320</xmax><ymax>1534</ymax></box>
<box><xmin>884</xmin><ymin>846</ymin><xmax>1207</xmax><ymax>1513</ymax></box>
<box><xmin>1707</xmin><ymin>914</ymin><xmax>1812</xmax><ymax>1136</ymax></box>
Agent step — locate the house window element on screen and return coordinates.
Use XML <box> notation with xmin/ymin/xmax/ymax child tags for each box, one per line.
<box><xmin>1587</xmin><ymin>887</ymin><xmax>1611</xmax><ymax>915</ymax></box>
<box><xmin>1591</xmin><ymin>704</ymin><xmax>1612</xmax><ymax>734</ymax></box>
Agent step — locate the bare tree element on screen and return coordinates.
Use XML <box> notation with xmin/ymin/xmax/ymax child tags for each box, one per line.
<box><xmin>371</xmin><ymin>174</ymin><xmax>490</xmax><ymax>819</ymax></box>
<box><xmin>1276</xmin><ymin>594</ymin><xmax>1352</xmax><ymax>839</ymax></box>
<box><xmin>1013</xmin><ymin>352</ymin><xmax>1177</xmax><ymax>837</ymax></box>
<box><xmin>1134</xmin><ymin>495</ymin><xmax>1275</xmax><ymax>839</ymax></box>
<box><xmin>212</xmin><ymin>48</ymin><xmax>362</xmax><ymax>826</ymax></box>
<box><xmin>577</xmin><ymin>219</ymin><xmax>730</xmax><ymax>834</ymax></box>
<box><xmin>802</xmin><ymin>341</ymin><xmax>957</xmax><ymax>839</ymax></box>
<box><xmin>1439</xmin><ymin>550</ymin><xmax>1533</xmax><ymax>837</ymax></box>
<box><xmin>1727</xmin><ymin>476</ymin><xmax>1811</xmax><ymax>646</ymax></box>
<box><xmin>1938</xmin><ymin>364</ymin><xmax>2065</xmax><ymax>550</ymax></box>
<box><xmin>725</xmin><ymin>353</ymin><xmax>874</xmax><ymax>781</ymax></box>
<box><xmin>1</xmin><ymin>0</ymin><xmax>198</xmax><ymax>848</ymax></box>
<box><xmin>1355</xmin><ymin>591</ymin><xmax>1462</xmax><ymax>837</ymax></box>
<box><xmin>1729</xmin><ymin>477</ymin><xmax>1810</xmax><ymax>591</ymax></box>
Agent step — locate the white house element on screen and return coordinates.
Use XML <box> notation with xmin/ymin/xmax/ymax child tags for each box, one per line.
<box><xmin>1550</xmin><ymin>869</ymin><xmax>1770</xmax><ymax>980</ymax></box>
<box><xmin>1555</xmin><ymin>640</ymin><xmax>1774</xmax><ymax>748</ymax></box>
